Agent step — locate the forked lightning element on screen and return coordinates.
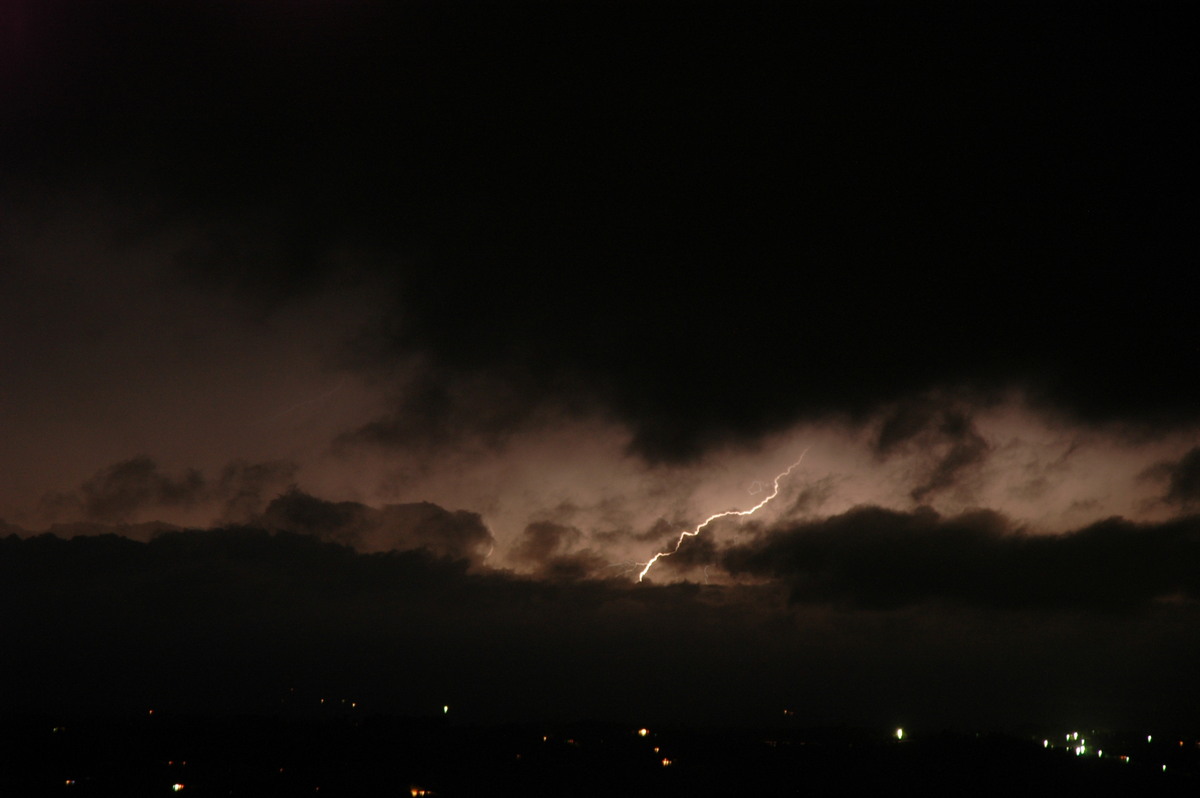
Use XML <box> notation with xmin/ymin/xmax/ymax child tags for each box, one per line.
<box><xmin>637</xmin><ymin>449</ymin><xmax>808</xmax><ymax>582</ymax></box>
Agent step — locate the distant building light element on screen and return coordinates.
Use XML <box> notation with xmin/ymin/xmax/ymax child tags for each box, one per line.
<box><xmin>1162</xmin><ymin>765</ymin><xmax>1167</xmax><ymax>772</ymax></box>
<box><xmin>661</xmin><ymin>758</ymin><xmax>672</xmax><ymax>767</ymax></box>
<box><xmin>65</xmin><ymin>780</ymin><xmax>75</xmax><ymax>786</ymax></box>
<box><xmin>1043</xmin><ymin>740</ymin><xmax>1049</xmax><ymax>748</ymax></box>
<box><xmin>172</xmin><ymin>785</ymin><xmax>185</xmax><ymax>792</ymax></box>
<box><xmin>1098</xmin><ymin>750</ymin><xmax>1102</xmax><ymax>758</ymax></box>
<box><xmin>895</xmin><ymin>728</ymin><xmax>904</xmax><ymax>741</ymax></box>
<box><xmin>443</xmin><ymin>705</ymin><xmax>449</xmax><ymax>715</ymax></box>
<box><xmin>1147</xmin><ymin>735</ymin><xmax>1152</xmax><ymax>743</ymax></box>
<box><xmin>638</xmin><ymin>728</ymin><xmax>649</xmax><ymax>737</ymax></box>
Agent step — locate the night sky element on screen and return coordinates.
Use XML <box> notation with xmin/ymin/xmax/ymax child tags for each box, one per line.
<box><xmin>2</xmin><ymin>1</ymin><xmax>1198</xmax><ymax>732</ymax></box>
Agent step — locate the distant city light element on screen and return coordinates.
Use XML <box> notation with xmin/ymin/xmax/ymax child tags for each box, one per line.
<box><xmin>1162</xmin><ymin>765</ymin><xmax>1167</xmax><ymax>772</ymax></box>
<box><xmin>661</xmin><ymin>758</ymin><xmax>672</xmax><ymax>767</ymax></box>
<box><xmin>638</xmin><ymin>728</ymin><xmax>649</xmax><ymax>737</ymax></box>
<box><xmin>1043</xmin><ymin>740</ymin><xmax>1048</xmax><ymax>748</ymax></box>
<box><xmin>443</xmin><ymin>705</ymin><xmax>449</xmax><ymax>715</ymax></box>
<box><xmin>1147</xmin><ymin>735</ymin><xmax>1152</xmax><ymax>743</ymax></box>
<box><xmin>895</xmin><ymin>728</ymin><xmax>904</xmax><ymax>741</ymax></box>
<box><xmin>172</xmin><ymin>785</ymin><xmax>185</xmax><ymax>792</ymax></box>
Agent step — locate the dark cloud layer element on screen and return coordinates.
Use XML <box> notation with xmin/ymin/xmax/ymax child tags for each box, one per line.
<box><xmin>724</xmin><ymin>507</ymin><xmax>1200</xmax><ymax>612</ymax></box>
<box><xmin>4</xmin><ymin>2</ymin><xmax>1197</xmax><ymax>462</ymax></box>
<box><xmin>261</xmin><ymin>488</ymin><xmax>494</xmax><ymax>562</ymax></box>
<box><xmin>3</xmin><ymin>525</ymin><xmax>1199</xmax><ymax>730</ymax></box>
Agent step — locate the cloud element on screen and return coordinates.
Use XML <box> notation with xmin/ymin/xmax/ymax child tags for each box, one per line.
<box><xmin>723</xmin><ymin>506</ymin><xmax>1200</xmax><ymax>612</ymax></box>
<box><xmin>1161</xmin><ymin>446</ymin><xmax>1200</xmax><ymax>509</ymax></box>
<box><xmin>78</xmin><ymin>456</ymin><xmax>206</xmax><ymax>522</ymax></box>
<box><xmin>260</xmin><ymin>488</ymin><xmax>493</xmax><ymax>562</ymax></box>
<box><xmin>40</xmin><ymin>456</ymin><xmax>297</xmax><ymax>525</ymax></box>
<box><xmin>6</xmin><ymin>3</ymin><xmax>1197</xmax><ymax>469</ymax></box>
<box><xmin>873</xmin><ymin>397</ymin><xmax>992</xmax><ymax>503</ymax></box>
<box><xmin>4</xmin><ymin>524</ymin><xmax>1200</xmax><ymax>730</ymax></box>
<box><xmin>507</xmin><ymin>520</ymin><xmax>611</xmax><ymax>581</ymax></box>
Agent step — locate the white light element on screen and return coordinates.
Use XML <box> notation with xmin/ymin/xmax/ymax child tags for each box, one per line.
<box><xmin>896</xmin><ymin>728</ymin><xmax>904</xmax><ymax>740</ymax></box>
<box><xmin>1147</xmin><ymin>735</ymin><xmax>1152</xmax><ymax>743</ymax></box>
<box><xmin>1043</xmin><ymin>740</ymin><xmax>1048</xmax><ymax>748</ymax></box>
<box><xmin>443</xmin><ymin>705</ymin><xmax>449</xmax><ymax>714</ymax></box>
<box><xmin>172</xmin><ymin>785</ymin><xmax>185</xmax><ymax>793</ymax></box>
<box><xmin>1162</xmin><ymin>764</ymin><xmax>1167</xmax><ymax>772</ymax></box>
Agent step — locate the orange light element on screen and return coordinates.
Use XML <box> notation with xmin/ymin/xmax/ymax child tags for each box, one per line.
<box><xmin>637</xmin><ymin>728</ymin><xmax>649</xmax><ymax>737</ymax></box>
<box><xmin>661</xmin><ymin>757</ymin><xmax>672</xmax><ymax>767</ymax></box>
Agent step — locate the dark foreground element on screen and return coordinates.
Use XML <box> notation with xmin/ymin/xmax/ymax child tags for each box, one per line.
<box><xmin>3</xmin><ymin>714</ymin><xmax>1197</xmax><ymax>797</ymax></box>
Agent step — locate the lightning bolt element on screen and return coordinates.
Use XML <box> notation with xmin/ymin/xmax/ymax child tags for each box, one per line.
<box><xmin>636</xmin><ymin>449</ymin><xmax>808</xmax><ymax>582</ymax></box>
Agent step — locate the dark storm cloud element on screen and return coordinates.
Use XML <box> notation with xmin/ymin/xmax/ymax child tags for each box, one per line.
<box><xmin>723</xmin><ymin>507</ymin><xmax>1200</xmax><ymax>612</ymax></box>
<box><xmin>77</xmin><ymin>457</ymin><xmax>205</xmax><ymax>522</ymax></box>
<box><xmin>874</xmin><ymin>397</ymin><xmax>992</xmax><ymax>502</ymax></box>
<box><xmin>261</xmin><ymin>488</ymin><xmax>493</xmax><ymax>562</ymax></box>
<box><xmin>0</xmin><ymin>527</ymin><xmax>804</xmax><ymax>724</ymax></box>
<box><xmin>1161</xmin><ymin>447</ymin><xmax>1200</xmax><ymax>509</ymax></box>
<box><xmin>909</xmin><ymin>414</ymin><xmax>991</xmax><ymax>503</ymax></box>
<box><xmin>6</xmin><ymin>1</ymin><xmax>1198</xmax><ymax>462</ymax></box>
<box><xmin>4</xmin><ymin>525</ymin><xmax>1200</xmax><ymax>729</ymax></box>
<box><xmin>509</xmin><ymin>521</ymin><xmax>612</xmax><ymax>581</ymax></box>
<box><xmin>41</xmin><ymin>456</ymin><xmax>296</xmax><ymax>524</ymax></box>
<box><xmin>512</xmin><ymin>521</ymin><xmax>581</xmax><ymax>564</ymax></box>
